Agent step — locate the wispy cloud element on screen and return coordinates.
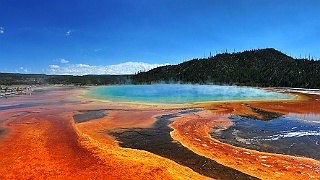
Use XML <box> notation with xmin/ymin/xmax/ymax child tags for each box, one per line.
<box><xmin>19</xmin><ymin>67</ymin><xmax>30</xmax><ymax>73</ymax></box>
<box><xmin>0</xmin><ymin>27</ymin><xmax>4</xmax><ymax>34</ymax></box>
<box><xmin>54</xmin><ymin>58</ymin><xmax>69</xmax><ymax>64</ymax></box>
<box><xmin>66</xmin><ymin>30</ymin><xmax>72</xmax><ymax>36</ymax></box>
<box><xmin>49</xmin><ymin>65</ymin><xmax>60</xmax><ymax>69</ymax></box>
<box><xmin>59</xmin><ymin>58</ymin><xmax>69</xmax><ymax>63</ymax></box>
<box><xmin>48</xmin><ymin>62</ymin><xmax>169</xmax><ymax>75</ymax></box>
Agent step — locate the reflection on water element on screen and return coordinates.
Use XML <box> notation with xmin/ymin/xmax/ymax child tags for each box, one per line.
<box><xmin>210</xmin><ymin>113</ymin><xmax>320</xmax><ymax>161</ymax></box>
<box><xmin>286</xmin><ymin>113</ymin><xmax>320</xmax><ymax>124</ymax></box>
<box><xmin>0</xmin><ymin>103</ymin><xmax>41</xmax><ymax>111</ymax></box>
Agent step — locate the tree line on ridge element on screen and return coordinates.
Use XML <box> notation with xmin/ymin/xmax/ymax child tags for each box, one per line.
<box><xmin>1</xmin><ymin>48</ymin><xmax>319</xmax><ymax>88</ymax></box>
<box><xmin>132</xmin><ymin>48</ymin><xmax>320</xmax><ymax>88</ymax></box>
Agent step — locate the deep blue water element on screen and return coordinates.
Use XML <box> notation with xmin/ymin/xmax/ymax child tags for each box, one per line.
<box><xmin>86</xmin><ymin>84</ymin><xmax>293</xmax><ymax>104</ymax></box>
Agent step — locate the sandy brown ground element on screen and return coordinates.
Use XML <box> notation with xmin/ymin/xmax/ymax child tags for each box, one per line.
<box><xmin>0</xmin><ymin>86</ymin><xmax>319</xmax><ymax>179</ymax></box>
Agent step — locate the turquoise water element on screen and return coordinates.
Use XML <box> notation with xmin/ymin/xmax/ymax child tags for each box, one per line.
<box><xmin>86</xmin><ymin>84</ymin><xmax>293</xmax><ymax>104</ymax></box>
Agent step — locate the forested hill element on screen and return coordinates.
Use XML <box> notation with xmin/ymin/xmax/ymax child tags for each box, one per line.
<box><xmin>1</xmin><ymin>48</ymin><xmax>319</xmax><ymax>88</ymax></box>
<box><xmin>132</xmin><ymin>48</ymin><xmax>320</xmax><ymax>88</ymax></box>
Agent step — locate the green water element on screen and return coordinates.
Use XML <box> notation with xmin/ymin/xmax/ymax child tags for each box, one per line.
<box><xmin>86</xmin><ymin>84</ymin><xmax>293</xmax><ymax>104</ymax></box>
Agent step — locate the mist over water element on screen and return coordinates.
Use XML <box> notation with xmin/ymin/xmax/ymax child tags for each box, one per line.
<box><xmin>87</xmin><ymin>84</ymin><xmax>293</xmax><ymax>104</ymax></box>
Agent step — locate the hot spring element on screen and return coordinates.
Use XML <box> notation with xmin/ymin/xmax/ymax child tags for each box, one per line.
<box><xmin>86</xmin><ymin>84</ymin><xmax>293</xmax><ymax>104</ymax></box>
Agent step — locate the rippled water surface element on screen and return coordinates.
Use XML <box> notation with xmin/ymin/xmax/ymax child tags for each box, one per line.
<box><xmin>211</xmin><ymin>113</ymin><xmax>320</xmax><ymax>160</ymax></box>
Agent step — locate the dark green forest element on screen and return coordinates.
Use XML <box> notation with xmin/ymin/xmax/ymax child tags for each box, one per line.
<box><xmin>1</xmin><ymin>48</ymin><xmax>320</xmax><ymax>88</ymax></box>
<box><xmin>132</xmin><ymin>48</ymin><xmax>320</xmax><ymax>88</ymax></box>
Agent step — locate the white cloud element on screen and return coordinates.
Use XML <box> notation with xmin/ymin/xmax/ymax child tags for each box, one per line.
<box><xmin>59</xmin><ymin>58</ymin><xmax>69</xmax><ymax>63</ymax></box>
<box><xmin>17</xmin><ymin>67</ymin><xmax>30</xmax><ymax>73</ymax></box>
<box><xmin>54</xmin><ymin>58</ymin><xmax>69</xmax><ymax>63</ymax></box>
<box><xmin>48</xmin><ymin>62</ymin><xmax>169</xmax><ymax>75</ymax></box>
<box><xmin>66</xmin><ymin>30</ymin><xmax>72</xmax><ymax>36</ymax></box>
<box><xmin>50</xmin><ymin>65</ymin><xmax>60</xmax><ymax>69</ymax></box>
<box><xmin>0</xmin><ymin>27</ymin><xmax>4</xmax><ymax>34</ymax></box>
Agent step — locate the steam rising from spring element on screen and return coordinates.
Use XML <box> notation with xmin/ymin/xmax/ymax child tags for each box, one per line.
<box><xmin>87</xmin><ymin>84</ymin><xmax>293</xmax><ymax>104</ymax></box>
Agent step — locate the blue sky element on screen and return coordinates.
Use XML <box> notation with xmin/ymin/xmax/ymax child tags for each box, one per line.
<box><xmin>1</xmin><ymin>0</ymin><xmax>320</xmax><ymax>75</ymax></box>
